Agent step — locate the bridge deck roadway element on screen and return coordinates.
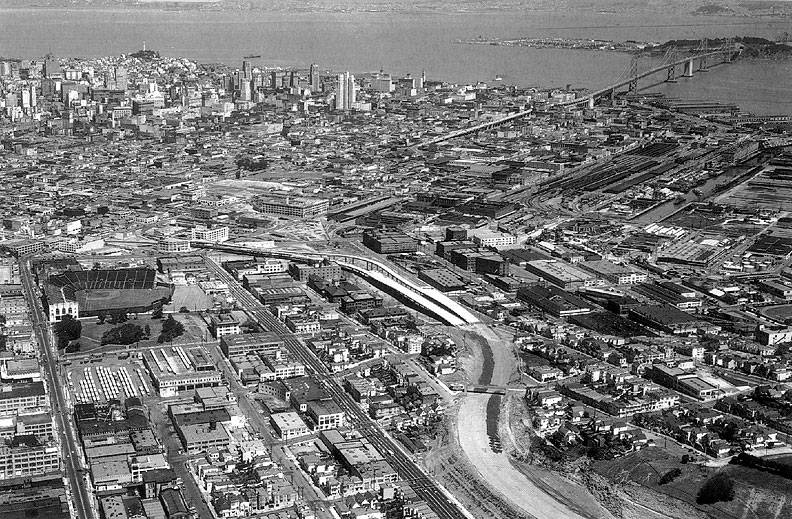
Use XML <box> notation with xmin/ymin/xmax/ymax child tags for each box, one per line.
<box><xmin>415</xmin><ymin>48</ymin><xmax>735</xmax><ymax>148</ymax></box>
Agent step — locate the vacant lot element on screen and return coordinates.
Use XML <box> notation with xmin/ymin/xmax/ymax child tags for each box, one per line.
<box><xmin>164</xmin><ymin>285</ymin><xmax>215</xmax><ymax>313</ymax></box>
<box><xmin>594</xmin><ymin>447</ymin><xmax>792</xmax><ymax>519</ymax></box>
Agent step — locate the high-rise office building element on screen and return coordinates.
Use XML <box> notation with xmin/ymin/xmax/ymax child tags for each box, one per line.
<box><xmin>114</xmin><ymin>66</ymin><xmax>128</xmax><ymax>90</ymax></box>
<box><xmin>335</xmin><ymin>71</ymin><xmax>356</xmax><ymax>111</ymax></box>
<box><xmin>240</xmin><ymin>80</ymin><xmax>252</xmax><ymax>101</ymax></box>
<box><xmin>242</xmin><ymin>60</ymin><xmax>252</xmax><ymax>79</ymax></box>
<box><xmin>371</xmin><ymin>72</ymin><xmax>393</xmax><ymax>93</ymax></box>
<box><xmin>309</xmin><ymin>63</ymin><xmax>320</xmax><ymax>92</ymax></box>
<box><xmin>0</xmin><ymin>62</ymin><xmax>13</xmax><ymax>77</ymax></box>
<box><xmin>43</xmin><ymin>59</ymin><xmax>62</xmax><ymax>79</ymax></box>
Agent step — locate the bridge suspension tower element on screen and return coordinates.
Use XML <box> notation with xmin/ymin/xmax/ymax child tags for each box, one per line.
<box><xmin>627</xmin><ymin>54</ymin><xmax>640</xmax><ymax>95</ymax></box>
<box><xmin>724</xmin><ymin>37</ymin><xmax>735</xmax><ymax>62</ymax></box>
<box><xmin>698</xmin><ymin>38</ymin><xmax>709</xmax><ymax>71</ymax></box>
<box><xmin>664</xmin><ymin>46</ymin><xmax>679</xmax><ymax>82</ymax></box>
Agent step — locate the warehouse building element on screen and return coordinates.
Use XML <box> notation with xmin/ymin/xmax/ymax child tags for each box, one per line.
<box><xmin>525</xmin><ymin>260</ymin><xmax>595</xmax><ymax>290</ymax></box>
<box><xmin>580</xmin><ymin>259</ymin><xmax>648</xmax><ymax>285</ymax></box>
<box><xmin>254</xmin><ymin>195</ymin><xmax>329</xmax><ymax>218</ymax></box>
<box><xmin>418</xmin><ymin>268</ymin><xmax>467</xmax><ymax>293</ymax></box>
<box><xmin>362</xmin><ymin>231</ymin><xmax>418</xmax><ymax>254</ymax></box>
<box><xmin>142</xmin><ymin>346</ymin><xmax>222</xmax><ymax>397</ymax></box>
<box><xmin>289</xmin><ymin>260</ymin><xmax>343</xmax><ymax>282</ymax></box>
<box><xmin>270</xmin><ymin>412</ymin><xmax>309</xmax><ymax>440</ymax></box>
<box><xmin>517</xmin><ymin>285</ymin><xmax>593</xmax><ymax>317</ymax></box>
<box><xmin>220</xmin><ymin>332</ymin><xmax>283</xmax><ymax>357</ymax></box>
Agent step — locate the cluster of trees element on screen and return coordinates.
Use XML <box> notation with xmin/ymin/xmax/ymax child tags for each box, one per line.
<box><xmin>731</xmin><ymin>452</ymin><xmax>792</xmax><ymax>480</ymax></box>
<box><xmin>696</xmin><ymin>473</ymin><xmax>735</xmax><ymax>505</ymax></box>
<box><xmin>97</xmin><ymin>310</ymin><xmax>130</xmax><ymax>325</ymax></box>
<box><xmin>54</xmin><ymin>314</ymin><xmax>82</xmax><ymax>350</ymax></box>
<box><xmin>101</xmin><ymin>323</ymin><xmax>148</xmax><ymax>346</ymax></box>
<box><xmin>240</xmin><ymin>318</ymin><xmax>262</xmax><ymax>334</ymax></box>
<box><xmin>157</xmin><ymin>315</ymin><xmax>184</xmax><ymax>344</ymax></box>
<box><xmin>235</xmin><ymin>154</ymin><xmax>268</xmax><ymax>172</ymax></box>
<box><xmin>92</xmin><ymin>303</ymin><xmax>185</xmax><ymax>346</ymax></box>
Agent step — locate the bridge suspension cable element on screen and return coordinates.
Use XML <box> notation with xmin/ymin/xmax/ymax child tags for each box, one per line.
<box><xmin>697</xmin><ymin>38</ymin><xmax>709</xmax><ymax>70</ymax></box>
<box><xmin>662</xmin><ymin>45</ymin><xmax>679</xmax><ymax>81</ymax></box>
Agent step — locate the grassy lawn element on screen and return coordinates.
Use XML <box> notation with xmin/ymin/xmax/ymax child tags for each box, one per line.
<box><xmin>78</xmin><ymin>312</ymin><xmax>209</xmax><ymax>350</ymax></box>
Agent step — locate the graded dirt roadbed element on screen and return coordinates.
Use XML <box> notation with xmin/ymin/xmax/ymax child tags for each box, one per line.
<box><xmin>458</xmin><ymin>393</ymin><xmax>587</xmax><ymax>519</ymax></box>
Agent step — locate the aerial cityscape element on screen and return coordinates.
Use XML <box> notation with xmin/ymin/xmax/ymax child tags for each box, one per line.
<box><xmin>1</xmin><ymin>1</ymin><xmax>792</xmax><ymax>519</ymax></box>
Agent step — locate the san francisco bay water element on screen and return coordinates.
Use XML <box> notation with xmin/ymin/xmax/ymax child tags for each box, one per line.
<box><xmin>1</xmin><ymin>7</ymin><xmax>791</xmax><ymax>114</ymax></box>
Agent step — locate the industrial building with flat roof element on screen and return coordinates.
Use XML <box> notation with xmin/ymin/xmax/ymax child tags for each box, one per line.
<box><xmin>525</xmin><ymin>260</ymin><xmax>595</xmax><ymax>289</ymax></box>
<box><xmin>418</xmin><ymin>268</ymin><xmax>467</xmax><ymax>293</ymax></box>
<box><xmin>269</xmin><ymin>411</ymin><xmax>309</xmax><ymax>440</ymax></box>
<box><xmin>220</xmin><ymin>332</ymin><xmax>283</xmax><ymax>357</ymax></box>
<box><xmin>628</xmin><ymin>304</ymin><xmax>706</xmax><ymax>335</ymax></box>
<box><xmin>0</xmin><ymin>442</ymin><xmax>60</xmax><ymax>479</ymax></box>
<box><xmin>470</xmin><ymin>229</ymin><xmax>516</xmax><ymax>248</ymax></box>
<box><xmin>306</xmin><ymin>400</ymin><xmax>345</xmax><ymax>431</ymax></box>
<box><xmin>648</xmin><ymin>364</ymin><xmax>723</xmax><ymax>401</ymax></box>
<box><xmin>142</xmin><ymin>345</ymin><xmax>221</xmax><ymax>397</ymax></box>
<box><xmin>254</xmin><ymin>195</ymin><xmax>329</xmax><ymax>218</ymax></box>
<box><xmin>289</xmin><ymin>260</ymin><xmax>343</xmax><ymax>282</ymax></box>
<box><xmin>657</xmin><ymin>240</ymin><xmax>724</xmax><ymax>267</ymax></box>
<box><xmin>362</xmin><ymin>230</ymin><xmax>418</xmax><ymax>254</ymax></box>
<box><xmin>517</xmin><ymin>285</ymin><xmax>593</xmax><ymax>317</ymax></box>
<box><xmin>580</xmin><ymin>259</ymin><xmax>648</xmax><ymax>285</ymax></box>
<box><xmin>0</xmin><ymin>382</ymin><xmax>48</xmax><ymax>417</ymax></box>
<box><xmin>209</xmin><ymin>313</ymin><xmax>240</xmax><ymax>338</ymax></box>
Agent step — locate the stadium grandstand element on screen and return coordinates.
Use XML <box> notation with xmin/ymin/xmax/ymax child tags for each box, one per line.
<box><xmin>44</xmin><ymin>267</ymin><xmax>173</xmax><ymax>321</ymax></box>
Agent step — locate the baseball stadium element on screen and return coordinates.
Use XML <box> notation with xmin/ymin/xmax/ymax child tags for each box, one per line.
<box><xmin>44</xmin><ymin>267</ymin><xmax>174</xmax><ymax>322</ymax></box>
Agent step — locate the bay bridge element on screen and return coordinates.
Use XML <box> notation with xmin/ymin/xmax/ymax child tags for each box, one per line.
<box><xmin>415</xmin><ymin>40</ymin><xmax>740</xmax><ymax>148</ymax></box>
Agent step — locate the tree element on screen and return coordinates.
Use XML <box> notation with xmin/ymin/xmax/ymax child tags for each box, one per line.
<box><xmin>659</xmin><ymin>468</ymin><xmax>682</xmax><ymax>485</ymax></box>
<box><xmin>144</xmin><ymin>324</ymin><xmax>151</xmax><ymax>337</ymax></box>
<box><xmin>697</xmin><ymin>473</ymin><xmax>735</xmax><ymax>504</ymax></box>
<box><xmin>65</xmin><ymin>341</ymin><xmax>81</xmax><ymax>354</ymax></box>
<box><xmin>157</xmin><ymin>315</ymin><xmax>185</xmax><ymax>343</ymax></box>
<box><xmin>151</xmin><ymin>308</ymin><xmax>163</xmax><ymax>320</ymax></box>
<box><xmin>54</xmin><ymin>315</ymin><xmax>82</xmax><ymax>350</ymax></box>
<box><xmin>241</xmin><ymin>319</ymin><xmax>262</xmax><ymax>333</ymax></box>
<box><xmin>179</xmin><ymin>306</ymin><xmax>190</xmax><ymax>313</ymax></box>
<box><xmin>235</xmin><ymin>154</ymin><xmax>268</xmax><ymax>172</ymax></box>
<box><xmin>101</xmin><ymin>323</ymin><xmax>144</xmax><ymax>346</ymax></box>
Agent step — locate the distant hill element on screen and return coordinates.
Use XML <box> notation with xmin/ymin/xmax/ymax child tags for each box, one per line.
<box><xmin>0</xmin><ymin>0</ymin><xmax>735</xmax><ymax>13</ymax></box>
<box><xmin>655</xmin><ymin>36</ymin><xmax>792</xmax><ymax>60</ymax></box>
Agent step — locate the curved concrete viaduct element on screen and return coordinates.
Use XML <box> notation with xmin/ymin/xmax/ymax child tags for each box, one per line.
<box><xmin>193</xmin><ymin>242</ymin><xmax>479</xmax><ymax>326</ymax></box>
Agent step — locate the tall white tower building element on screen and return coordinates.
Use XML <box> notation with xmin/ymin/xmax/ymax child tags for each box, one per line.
<box><xmin>335</xmin><ymin>71</ymin><xmax>356</xmax><ymax>111</ymax></box>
